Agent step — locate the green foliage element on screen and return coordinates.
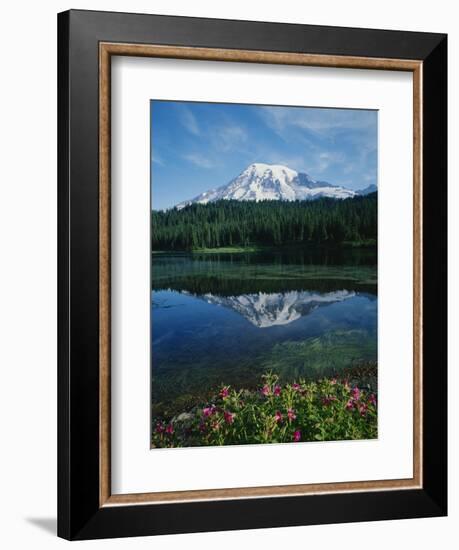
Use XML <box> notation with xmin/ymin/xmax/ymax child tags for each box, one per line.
<box><xmin>151</xmin><ymin>373</ymin><xmax>377</xmax><ymax>447</ymax></box>
<box><xmin>151</xmin><ymin>194</ymin><xmax>377</xmax><ymax>251</ymax></box>
<box><xmin>263</xmin><ymin>330</ymin><xmax>377</xmax><ymax>379</ymax></box>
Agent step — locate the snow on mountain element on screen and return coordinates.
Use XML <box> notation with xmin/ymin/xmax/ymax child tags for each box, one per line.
<box><xmin>176</xmin><ymin>163</ymin><xmax>358</xmax><ymax>209</ymax></box>
<box><xmin>356</xmin><ymin>184</ymin><xmax>377</xmax><ymax>196</ymax></box>
<box><xmin>194</xmin><ymin>289</ymin><xmax>356</xmax><ymax>328</ymax></box>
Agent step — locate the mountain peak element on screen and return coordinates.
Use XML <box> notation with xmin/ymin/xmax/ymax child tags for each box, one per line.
<box><xmin>245</xmin><ymin>162</ymin><xmax>298</xmax><ymax>178</ymax></box>
<box><xmin>357</xmin><ymin>183</ymin><xmax>377</xmax><ymax>196</ymax></box>
<box><xmin>176</xmin><ymin>163</ymin><xmax>358</xmax><ymax>209</ymax></box>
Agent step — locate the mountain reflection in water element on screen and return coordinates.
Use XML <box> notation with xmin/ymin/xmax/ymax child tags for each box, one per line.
<box><xmin>182</xmin><ymin>289</ymin><xmax>357</xmax><ymax>328</ymax></box>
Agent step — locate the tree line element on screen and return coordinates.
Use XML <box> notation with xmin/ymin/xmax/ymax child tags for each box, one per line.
<box><xmin>151</xmin><ymin>193</ymin><xmax>377</xmax><ymax>250</ymax></box>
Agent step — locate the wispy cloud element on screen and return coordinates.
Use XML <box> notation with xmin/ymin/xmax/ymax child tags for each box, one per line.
<box><xmin>180</xmin><ymin>106</ymin><xmax>200</xmax><ymax>136</ymax></box>
<box><xmin>211</xmin><ymin>123</ymin><xmax>248</xmax><ymax>152</ymax></box>
<box><xmin>260</xmin><ymin>106</ymin><xmax>376</xmax><ymax>137</ymax></box>
<box><xmin>315</xmin><ymin>151</ymin><xmax>346</xmax><ymax>174</ymax></box>
<box><xmin>152</xmin><ymin>154</ymin><xmax>165</xmax><ymax>166</ymax></box>
<box><xmin>183</xmin><ymin>153</ymin><xmax>214</xmax><ymax>169</ymax></box>
<box><xmin>363</xmin><ymin>171</ymin><xmax>376</xmax><ymax>182</ymax></box>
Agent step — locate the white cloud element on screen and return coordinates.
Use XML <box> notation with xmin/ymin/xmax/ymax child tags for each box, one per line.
<box><xmin>180</xmin><ymin>106</ymin><xmax>200</xmax><ymax>136</ymax></box>
<box><xmin>260</xmin><ymin>106</ymin><xmax>376</xmax><ymax>137</ymax></box>
<box><xmin>363</xmin><ymin>172</ymin><xmax>377</xmax><ymax>185</ymax></box>
<box><xmin>212</xmin><ymin>123</ymin><xmax>248</xmax><ymax>152</ymax></box>
<box><xmin>315</xmin><ymin>151</ymin><xmax>346</xmax><ymax>173</ymax></box>
<box><xmin>183</xmin><ymin>153</ymin><xmax>214</xmax><ymax>169</ymax></box>
<box><xmin>151</xmin><ymin>154</ymin><xmax>165</xmax><ymax>166</ymax></box>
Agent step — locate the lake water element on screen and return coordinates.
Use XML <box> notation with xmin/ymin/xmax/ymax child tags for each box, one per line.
<box><xmin>151</xmin><ymin>248</ymin><xmax>377</xmax><ymax>416</ymax></box>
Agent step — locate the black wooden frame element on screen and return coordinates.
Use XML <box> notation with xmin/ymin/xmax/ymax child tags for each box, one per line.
<box><xmin>58</xmin><ymin>9</ymin><xmax>447</xmax><ymax>540</ymax></box>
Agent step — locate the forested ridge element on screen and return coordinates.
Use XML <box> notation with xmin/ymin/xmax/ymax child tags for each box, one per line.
<box><xmin>151</xmin><ymin>193</ymin><xmax>377</xmax><ymax>250</ymax></box>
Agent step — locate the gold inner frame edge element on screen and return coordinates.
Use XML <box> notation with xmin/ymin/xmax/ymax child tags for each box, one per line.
<box><xmin>99</xmin><ymin>42</ymin><xmax>423</xmax><ymax>507</ymax></box>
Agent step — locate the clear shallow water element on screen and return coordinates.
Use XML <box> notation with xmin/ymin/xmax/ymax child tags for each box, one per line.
<box><xmin>151</xmin><ymin>249</ymin><xmax>377</xmax><ymax>413</ymax></box>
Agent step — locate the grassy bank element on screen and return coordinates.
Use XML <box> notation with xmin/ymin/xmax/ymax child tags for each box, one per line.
<box><xmin>191</xmin><ymin>245</ymin><xmax>263</xmax><ymax>253</ymax></box>
<box><xmin>152</xmin><ymin>240</ymin><xmax>377</xmax><ymax>255</ymax></box>
<box><xmin>341</xmin><ymin>239</ymin><xmax>377</xmax><ymax>248</ymax></box>
<box><xmin>152</xmin><ymin>372</ymin><xmax>377</xmax><ymax>448</ymax></box>
<box><xmin>192</xmin><ymin>241</ymin><xmax>377</xmax><ymax>254</ymax></box>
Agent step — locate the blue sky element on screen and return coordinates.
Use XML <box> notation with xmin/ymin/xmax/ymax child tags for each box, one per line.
<box><xmin>151</xmin><ymin>100</ymin><xmax>377</xmax><ymax>211</ymax></box>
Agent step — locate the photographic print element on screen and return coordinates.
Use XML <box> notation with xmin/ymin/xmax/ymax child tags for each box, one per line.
<box><xmin>150</xmin><ymin>100</ymin><xmax>378</xmax><ymax>448</ymax></box>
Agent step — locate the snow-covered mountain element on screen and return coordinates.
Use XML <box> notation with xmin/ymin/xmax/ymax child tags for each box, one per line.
<box><xmin>176</xmin><ymin>163</ymin><xmax>359</xmax><ymax>209</ymax></box>
<box><xmin>189</xmin><ymin>289</ymin><xmax>356</xmax><ymax>328</ymax></box>
<box><xmin>356</xmin><ymin>184</ymin><xmax>377</xmax><ymax>196</ymax></box>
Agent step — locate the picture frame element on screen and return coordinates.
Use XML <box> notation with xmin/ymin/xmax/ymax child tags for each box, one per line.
<box><xmin>57</xmin><ymin>9</ymin><xmax>447</xmax><ymax>540</ymax></box>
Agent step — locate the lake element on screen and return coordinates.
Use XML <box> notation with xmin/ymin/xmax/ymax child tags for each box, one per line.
<box><xmin>151</xmin><ymin>248</ymin><xmax>377</xmax><ymax>417</ymax></box>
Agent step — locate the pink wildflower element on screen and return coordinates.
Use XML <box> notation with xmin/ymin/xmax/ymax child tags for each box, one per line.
<box><xmin>293</xmin><ymin>430</ymin><xmax>301</xmax><ymax>442</ymax></box>
<box><xmin>273</xmin><ymin>385</ymin><xmax>282</xmax><ymax>397</ymax></box>
<box><xmin>346</xmin><ymin>399</ymin><xmax>355</xmax><ymax>411</ymax></box>
<box><xmin>292</xmin><ymin>383</ymin><xmax>301</xmax><ymax>391</ymax></box>
<box><xmin>219</xmin><ymin>387</ymin><xmax>229</xmax><ymax>399</ymax></box>
<box><xmin>224</xmin><ymin>411</ymin><xmax>235</xmax><ymax>424</ymax></box>
<box><xmin>287</xmin><ymin>408</ymin><xmax>297</xmax><ymax>421</ymax></box>
<box><xmin>155</xmin><ymin>422</ymin><xmax>165</xmax><ymax>434</ymax></box>
<box><xmin>261</xmin><ymin>384</ymin><xmax>271</xmax><ymax>396</ymax></box>
<box><xmin>351</xmin><ymin>387</ymin><xmax>361</xmax><ymax>400</ymax></box>
<box><xmin>369</xmin><ymin>394</ymin><xmax>377</xmax><ymax>407</ymax></box>
<box><xmin>202</xmin><ymin>405</ymin><xmax>216</xmax><ymax>417</ymax></box>
<box><xmin>274</xmin><ymin>411</ymin><xmax>283</xmax><ymax>423</ymax></box>
<box><xmin>359</xmin><ymin>403</ymin><xmax>368</xmax><ymax>417</ymax></box>
<box><xmin>165</xmin><ymin>424</ymin><xmax>174</xmax><ymax>435</ymax></box>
